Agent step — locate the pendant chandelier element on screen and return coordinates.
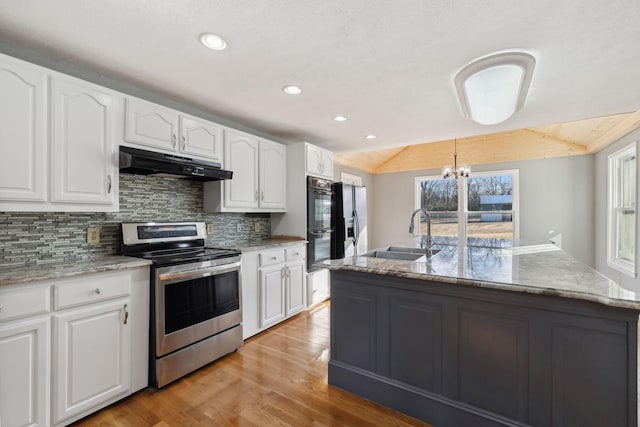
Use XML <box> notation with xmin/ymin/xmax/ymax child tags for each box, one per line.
<box><xmin>442</xmin><ymin>139</ymin><xmax>470</xmax><ymax>179</ymax></box>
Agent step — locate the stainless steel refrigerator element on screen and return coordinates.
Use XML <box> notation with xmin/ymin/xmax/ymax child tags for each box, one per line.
<box><xmin>331</xmin><ymin>183</ymin><xmax>367</xmax><ymax>258</ymax></box>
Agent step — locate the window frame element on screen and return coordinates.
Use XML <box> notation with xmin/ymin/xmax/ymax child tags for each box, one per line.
<box><xmin>414</xmin><ymin>169</ymin><xmax>519</xmax><ymax>242</ymax></box>
<box><xmin>607</xmin><ymin>141</ymin><xmax>637</xmax><ymax>277</ymax></box>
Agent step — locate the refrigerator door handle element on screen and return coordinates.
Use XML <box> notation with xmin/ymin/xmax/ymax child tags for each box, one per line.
<box><xmin>353</xmin><ymin>212</ymin><xmax>359</xmax><ymax>256</ymax></box>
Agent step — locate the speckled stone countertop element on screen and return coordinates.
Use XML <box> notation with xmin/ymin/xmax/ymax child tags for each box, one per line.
<box><xmin>216</xmin><ymin>237</ymin><xmax>307</xmax><ymax>252</ymax></box>
<box><xmin>318</xmin><ymin>237</ymin><xmax>640</xmax><ymax>310</ymax></box>
<box><xmin>0</xmin><ymin>256</ymin><xmax>152</xmax><ymax>287</ymax></box>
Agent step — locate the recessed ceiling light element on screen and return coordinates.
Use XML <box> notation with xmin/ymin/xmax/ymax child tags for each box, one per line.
<box><xmin>200</xmin><ymin>33</ymin><xmax>227</xmax><ymax>50</ymax></box>
<box><xmin>333</xmin><ymin>115</ymin><xmax>348</xmax><ymax>122</ymax></box>
<box><xmin>283</xmin><ymin>85</ymin><xmax>302</xmax><ymax>95</ymax></box>
<box><xmin>365</xmin><ymin>134</ymin><xmax>377</xmax><ymax>140</ymax></box>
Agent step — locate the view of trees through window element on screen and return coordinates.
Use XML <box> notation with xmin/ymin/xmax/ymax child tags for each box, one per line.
<box><xmin>417</xmin><ymin>173</ymin><xmax>515</xmax><ymax>239</ymax></box>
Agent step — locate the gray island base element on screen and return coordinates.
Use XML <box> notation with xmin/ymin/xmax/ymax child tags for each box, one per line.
<box><xmin>321</xmin><ymin>240</ymin><xmax>640</xmax><ymax>427</ymax></box>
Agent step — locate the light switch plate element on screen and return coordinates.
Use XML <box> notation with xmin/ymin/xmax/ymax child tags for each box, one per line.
<box><xmin>236</xmin><ymin>224</ymin><xmax>242</xmax><ymax>233</ymax></box>
<box><xmin>87</xmin><ymin>227</ymin><xmax>100</xmax><ymax>244</ymax></box>
<box><xmin>207</xmin><ymin>224</ymin><xmax>214</xmax><ymax>234</ymax></box>
<box><xmin>254</xmin><ymin>223</ymin><xmax>260</xmax><ymax>233</ymax></box>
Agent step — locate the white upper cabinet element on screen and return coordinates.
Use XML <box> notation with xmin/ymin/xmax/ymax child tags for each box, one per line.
<box><xmin>204</xmin><ymin>129</ymin><xmax>286</xmax><ymax>212</ymax></box>
<box><xmin>125</xmin><ymin>97</ymin><xmax>223</xmax><ymax>163</ymax></box>
<box><xmin>223</xmin><ymin>129</ymin><xmax>260</xmax><ymax>209</ymax></box>
<box><xmin>259</xmin><ymin>139</ymin><xmax>287</xmax><ymax>210</ymax></box>
<box><xmin>0</xmin><ymin>53</ymin><xmax>118</xmax><ymax>212</ymax></box>
<box><xmin>179</xmin><ymin>115</ymin><xmax>223</xmax><ymax>162</ymax></box>
<box><xmin>50</xmin><ymin>77</ymin><xmax>117</xmax><ymax>207</ymax></box>
<box><xmin>125</xmin><ymin>98</ymin><xmax>179</xmax><ymax>151</ymax></box>
<box><xmin>305</xmin><ymin>143</ymin><xmax>333</xmax><ymax>179</ymax></box>
<box><xmin>0</xmin><ymin>56</ymin><xmax>47</xmax><ymax>204</ymax></box>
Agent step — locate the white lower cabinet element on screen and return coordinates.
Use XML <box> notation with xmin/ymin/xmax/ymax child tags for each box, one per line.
<box><xmin>53</xmin><ymin>299</ymin><xmax>131</xmax><ymax>424</ymax></box>
<box><xmin>0</xmin><ymin>266</ymin><xmax>149</xmax><ymax>427</ymax></box>
<box><xmin>0</xmin><ymin>317</ymin><xmax>50</xmax><ymax>427</ymax></box>
<box><xmin>242</xmin><ymin>245</ymin><xmax>307</xmax><ymax>339</ymax></box>
<box><xmin>259</xmin><ymin>264</ymin><xmax>286</xmax><ymax>328</ymax></box>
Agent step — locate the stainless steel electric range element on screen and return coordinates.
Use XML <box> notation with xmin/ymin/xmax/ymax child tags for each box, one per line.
<box><xmin>121</xmin><ymin>222</ymin><xmax>242</xmax><ymax>388</ymax></box>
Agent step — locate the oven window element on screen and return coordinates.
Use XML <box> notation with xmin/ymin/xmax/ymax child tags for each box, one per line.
<box><xmin>164</xmin><ymin>270</ymin><xmax>239</xmax><ymax>334</ymax></box>
<box><xmin>309</xmin><ymin>192</ymin><xmax>332</xmax><ymax>230</ymax></box>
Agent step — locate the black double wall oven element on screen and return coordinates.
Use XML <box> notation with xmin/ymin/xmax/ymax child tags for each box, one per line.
<box><xmin>307</xmin><ymin>176</ymin><xmax>333</xmax><ymax>270</ymax></box>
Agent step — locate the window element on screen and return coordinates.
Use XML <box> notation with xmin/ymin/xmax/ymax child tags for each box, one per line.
<box><xmin>608</xmin><ymin>142</ymin><xmax>636</xmax><ymax>277</ymax></box>
<box><xmin>415</xmin><ymin>170</ymin><xmax>519</xmax><ymax>241</ymax></box>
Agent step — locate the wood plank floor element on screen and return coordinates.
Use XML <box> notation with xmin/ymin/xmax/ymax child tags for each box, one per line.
<box><xmin>72</xmin><ymin>302</ymin><xmax>431</xmax><ymax>427</ymax></box>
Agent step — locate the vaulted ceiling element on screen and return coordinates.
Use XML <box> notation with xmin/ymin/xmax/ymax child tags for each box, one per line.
<box><xmin>335</xmin><ymin>110</ymin><xmax>640</xmax><ymax>174</ymax></box>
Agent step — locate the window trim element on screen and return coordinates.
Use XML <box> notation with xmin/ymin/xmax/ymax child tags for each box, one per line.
<box><xmin>414</xmin><ymin>169</ymin><xmax>519</xmax><ymax>241</ymax></box>
<box><xmin>607</xmin><ymin>141</ymin><xmax>637</xmax><ymax>277</ymax></box>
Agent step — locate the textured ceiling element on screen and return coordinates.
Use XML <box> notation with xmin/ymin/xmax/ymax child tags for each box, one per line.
<box><xmin>0</xmin><ymin>1</ymin><xmax>639</xmax><ymax>154</ymax></box>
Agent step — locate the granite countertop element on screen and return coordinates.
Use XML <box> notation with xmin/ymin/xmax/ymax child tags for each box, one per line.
<box><xmin>0</xmin><ymin>256</ymin><xmax>152</xmax><ymax>287</ymax></box>
<box><xmin>216</xmin><ymin>237</ymin><xmax>307</xmax><ymax>252</ymax></box>
<box><xmin>318</xmin><ymin>237</ymin><xmax>640</xmax><ymax>310</ymax></box>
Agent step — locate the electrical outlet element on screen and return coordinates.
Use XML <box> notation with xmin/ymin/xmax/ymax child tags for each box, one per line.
<box><xmin>254</xmin><ymin>223</ymin><xmax>260</xmax><ymax>233</ymax></box>
<box><xmin>207</xmin><ymin>224</ymin><xmax>214</xmax><ymax>234</ymax></box>
<box><xmin>87</xmin><ymin>227</ymin><xmax>100</xmax><ymax>244</ymax></box>
<box><xmin>236</xmin><ymin>224</ymin><xmax>242</xmax><ymax>233</ymax></box>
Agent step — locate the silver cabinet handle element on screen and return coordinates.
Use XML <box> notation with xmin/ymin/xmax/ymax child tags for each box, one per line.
<box><xmin>254</xmin><ymin>190</ymin><xmax>258</xmax><ymax>202</ymax></box>
<box><xmin>107</xmin><ymin>175</ymin><xmax>112</xmax><ymax>194</ymax></box>
<box><xmin>261</xmin><ymin>190</ymin><xmax>264</xmax><ymax>201</ymax></box>
<box><xmin>123</xmin><ymin>304</ymin><xmax>129</xmax><ymax>325</ymax></box>
<box><xmin>95</xmin><ymin>288</ymin><xmax>101</xmax><ymax>295</ymax></box>
<box><xmin>182</xmin><ymin>135</ymin><xmax>187</xmax><ymax>150</ymax></box>
<box><xmin>281</xmin><ymin>267</ymin><xmax>285</xmax><ymax>278</ymax></box>
<box><xmin>172</xmin><ymin>133</ymin><xmax>177</xmax><ymax>148</ymax></box>
<box><xmin>270</xmin><ymin>256</ymin><xmax>277</xmax><ymax>260</ymax></box>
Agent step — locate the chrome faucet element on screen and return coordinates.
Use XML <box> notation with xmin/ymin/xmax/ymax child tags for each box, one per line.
<box><xmin>409</xmin><ymin>208</ymin><xmax>432</xmax><ymax>248</ymax></box>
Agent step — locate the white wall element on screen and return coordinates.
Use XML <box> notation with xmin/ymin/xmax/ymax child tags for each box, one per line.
<box><xmin>595</xmin><ymin>128</ymin><xmax>640</xmax><ymax>292</ymax></box>
<box><xmin>369</xmin><ymin>155</ymin><xmax>595</xmax><ymax>266</ymax></box>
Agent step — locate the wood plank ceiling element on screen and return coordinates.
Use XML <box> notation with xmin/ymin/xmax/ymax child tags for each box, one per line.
<box><xmin>335</xmin><ymin>110</ymin><xmax>640</xmax><ymax>174</ymax></box>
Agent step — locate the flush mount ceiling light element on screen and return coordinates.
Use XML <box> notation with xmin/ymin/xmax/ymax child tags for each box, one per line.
<box><xmin>365</xmin><ymin>134</ymin><xmax>377</xmax><ymax>140</ymax></box>
<box><xmin>199</xmin><ymin>33</ymin><xmax>227</xmax><ymax>50</ymax></box>
<box><xmin>283</xmin><ymin>85</ymin><xmax>302</xmax><ymax>95</ymax></box>
<box><xmin>454</xmin><ymin>51</ymin><xmax>535</xmax><ymax>125</ymax></box>
<box><xmin>333</xmin><ymin>115</ymin><xmax>348</xmax><ymax>122</ymax></box>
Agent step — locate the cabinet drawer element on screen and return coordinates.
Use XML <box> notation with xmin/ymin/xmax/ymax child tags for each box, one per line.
<box><xmin>259</xmin><ymin>249</ymin><xmax>285</xmax><ymax>267</ymax></box>
<box><xmin>286</xmin><ymin>246</ymin><xmax>305</xmax><ymax>262</ymax></box>
<box><xmin>0</xmin><ymin>285</ymin><xmax>50</xmax><ymax>322</ymax></box>
<box><xmin>54</xmin><ymin>272</ymin><xmax>131</xmax><ymax>310</ymax></box>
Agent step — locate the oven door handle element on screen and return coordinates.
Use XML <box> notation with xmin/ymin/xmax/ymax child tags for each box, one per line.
<box><xmin>158</xmin><ymin>261</ymin><xmax>241</xmax><ymax>282</ymax></box>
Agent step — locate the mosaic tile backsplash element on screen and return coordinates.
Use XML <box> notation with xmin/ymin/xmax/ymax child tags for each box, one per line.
<box><xmin>0</xmin><ymin>173</ymin><xmax>271</xmax><ymax>267</ymax></box>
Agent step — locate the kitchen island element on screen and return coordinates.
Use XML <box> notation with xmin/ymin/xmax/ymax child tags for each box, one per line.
<box><xmin>318</xmin><ymin>238</ymin><xmax>640</xmax><ymax>427</ymax></box>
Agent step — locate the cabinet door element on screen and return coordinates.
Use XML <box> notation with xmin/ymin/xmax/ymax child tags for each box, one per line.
<box><xmin>321</xmin><ymin>149</ymin><xmax>334</xmax><ymax>179</ymax></box>
<box><xmin>53</xmin><ymin>299</ymin><xmax>131</xmax><ymax>424</ymax></box>
<box><xmin>259</xmin><ymin>265</ymin><xmax>286</xmax><ymax>328</ymax></box>
<box><xmin>259</xmin><ymin>140</ymin><xmax>287</xmax><ymax>210</ymax></box>
<box><xmin>286</xmin><ymin>262</ymin><xmax>306</xmax><ymax>316</ymax></box>
<box><xmin>305</xmin><ymin>144</ymin><xmax>323</xmax><ymax>177</ymax></box>
<box><xmin>50</xmin><ymin>77</ymin><xmax>117</xmax><ymax>207</ymax></box>
<box><xmin>125</xmin><ymin>98</ymin><xmax>179</xmax><ymax>151</ymax></box>
<box><xmin>0</xmin><ymin>55</ymin><xmax>47</xmax><ymax>204</ymax></box>
<box><xmin>224</xmin><ymin>129</ymin><xmax>259</xmax><ymax>209</ymax></box>
<box><xmin>0</xmin><ymin>317</ymin><xmax>49</xmax><ymax>427</ymax></box>
<box><xmin>179</xmin><ymin>115</ymin><xmax>224</xmax><ymax>163</ymax></box>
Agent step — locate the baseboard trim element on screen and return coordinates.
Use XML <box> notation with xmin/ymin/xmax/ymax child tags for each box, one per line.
<box><xmin>328</xmin><ymin>360</ymin><xmax>528</xmax><ymax>427</ymax></box>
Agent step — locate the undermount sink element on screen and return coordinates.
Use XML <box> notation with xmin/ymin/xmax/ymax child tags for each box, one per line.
<box><xmin>362</xmin><ymin>247</ymin><xmax>441</xmax><ymax>261</ymax></box>
<box><xmin>363</xmin><ymin>251</ymin><xmax>426</xmax><ymax>261</ymax></box>
<box><xmin>387</xmin><ymin>246</ymin><xmax>428</xmax><ymax>254</ymax></box>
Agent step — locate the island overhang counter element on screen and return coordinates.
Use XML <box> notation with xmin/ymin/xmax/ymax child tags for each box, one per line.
<box><xmin>318</xmin><ymin>240</ymin><xmax>640</xmax><ymax>427</ymax></box>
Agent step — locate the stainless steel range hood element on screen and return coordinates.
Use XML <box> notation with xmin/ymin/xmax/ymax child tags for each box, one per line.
<box><xmin>119</xmin><ymin>146</ymin><xmax>233</xmax><ymax>181</ymax></box>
